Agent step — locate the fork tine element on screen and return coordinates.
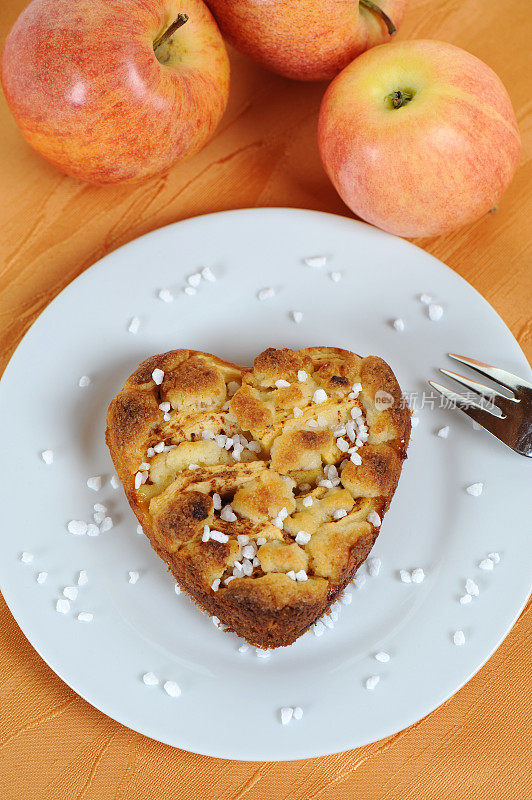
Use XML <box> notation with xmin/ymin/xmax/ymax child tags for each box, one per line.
<box><xmin>448</xmin><ymin>354</ymin><xmax>532</xmax><ymax>393</ymax></box>
<box><xmin>430</xmin><ymin>381</ymin><xmax>532</xmax><ymax>456</ymax></box>
<box><xmin>427</xmin><ymin>381</ymin><xmax>516</xmax><ymax>452</ymax></box>
<box><xmin>439</xmin><ymin>369</ymin><xmax>518</xmax><ymax>409</ymax></box>
<box><xmin>428</xmin><ymin>381</ymin><xmax>500</xmax><ymax>418</ymax></box>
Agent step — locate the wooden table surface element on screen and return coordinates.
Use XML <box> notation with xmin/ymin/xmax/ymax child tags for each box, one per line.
<box><xmin>0</xmin><ymin>0</ymin><xmax>530</xmax><ymax>797</ymax></box>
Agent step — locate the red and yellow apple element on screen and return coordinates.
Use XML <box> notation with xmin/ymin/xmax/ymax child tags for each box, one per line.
<box><xmin>206</xmin><ymin>0</ymin><xmax>407</xmax><ymax>82</ymax></box>
<box><xmin>318</xmin><ymin>40</ymin><xmax>521</xmax><ymax>238</ymax></box>
<box><xmin>1</xmin><ymin>0</ymin><xmax>230</xmax><ymax>183</ymax></box>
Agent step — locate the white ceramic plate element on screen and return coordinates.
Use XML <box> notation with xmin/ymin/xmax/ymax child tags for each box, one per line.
<box><xmin>0</xmin><ymin>209</ymin><xmax>530</xmax><ymax>761</ymax></box>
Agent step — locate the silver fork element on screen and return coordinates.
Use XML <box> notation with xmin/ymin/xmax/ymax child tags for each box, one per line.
<box><xmin>429</xmin><ymin>354</ymin><xmax>532</xmax><ymax>457</ymax></box>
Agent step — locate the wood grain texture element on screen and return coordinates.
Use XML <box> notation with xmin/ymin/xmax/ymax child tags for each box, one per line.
<box><xmin>0</xmin><ymin>0</ymin><xmax>530</xmax><ymax>797</ymax></box>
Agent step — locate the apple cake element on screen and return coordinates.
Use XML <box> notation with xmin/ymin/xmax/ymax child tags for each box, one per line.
<box><xmin>106</xmin><ymin>346</ymin><xmax>410</xmax><ymax>648</ymax></box>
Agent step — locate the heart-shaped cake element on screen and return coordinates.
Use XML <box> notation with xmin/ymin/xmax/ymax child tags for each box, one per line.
<box><xmin>106</xmin><ymin>346</ymin><xmax>410</xmax><ymax>648</ymax></box>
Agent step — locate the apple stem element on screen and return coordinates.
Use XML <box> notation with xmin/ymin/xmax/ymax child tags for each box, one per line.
<box><xmin>153</xmin><ymin>13</ymin><xmax>189</xmax><ymax>52</ymax></box>
<box><xmin>359</xmin><ymin>0</ymin><xmax>396</xmax><ymax>36</ymax></box>
<box><xmin>386</xmin><ymin>89</ymin><xmax>414</xmax><ymax>109</ymax></box>
<box><xmin>391</xmin><ymin>90</ymin><xmax>405</xmax><ymax>108</ymax></box>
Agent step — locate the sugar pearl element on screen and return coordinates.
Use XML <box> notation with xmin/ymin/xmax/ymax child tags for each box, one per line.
<box><xmin>453</xmin><ymin>630</ymin><xmax>466</xmax><ymax>646</ymax></box>
<box><xmin>280</xmin><ymin>707</ymin><xmax>293</xmax><ymax>725</ymax></box>
<box><xmin>56</xmin><ymin>598</ymin><xmax>70</xmax><ymax>614</ymax></box>
<box><xmin>375</xmin><ymin>651</ymin><xmax>390</xmax><ymax>663</ymax></box>
<box><xmin>41</xmin><ymin>449</ymin><xmax>54</xmax><ymax>464</ymax></box>
<box><xmin>163</xmin><ymin>680</ymin><xmax>181</xmax><ymax>698</ymax></box>
<box><xmin>152</xmin><ymin>368</ymin><xmax>164</xmax><ymax>385</ymax></box>
<box><xmin>428</xmin><ymin>303</ymin><xmax>443</xmax><ymax>321</ymax></box>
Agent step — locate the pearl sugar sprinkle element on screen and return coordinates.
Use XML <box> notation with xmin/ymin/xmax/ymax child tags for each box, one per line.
<box><xmin>280</xmin><ymin>706</ymin><xmax>303</xmax><ymax>725</ymax></box>
<box><xmin>142</xmin><ymin>673</ymin><xmax>181</xmax><ymax>698</ymax></box>
<box><xmin>304</xmin><ymin>255</ymin><xmax>326</xmax><ymax>268</ymax></box>
<box><xmin>453</xmin><ymin>630</ymin><xmax>466</xmax><ymax>646</ymax></box>
<box><xmin>375</xmin><ymin>651</ymin><xmax>390</xmax><ymax>663</ymax></box>
<box><xmin>152</xmin><ymin>368</ymin><xmax>164</xmax><ymax>385</ymax></box>
<box><xmin>257</xmin><ymin>287</ymin><xmax>275</xmax><ymax>301</ymax></box>
<box><xmin>428</xmin><ymin>303</ymin><xmax>444</xmax><ymax>321</ymax></box>
<box><xmin>77</xmin><ymin>570</ymin><xmax>88</xmax><ymax>586</ymax></box>
<box><xmin>158</xmin><ymin>288</ymin><xmax>173</xmax><ymax>303</ymax></box>
<box><xmin>366</xmin><ymin>557</ymin><xmax>381</xmax><ymax>577</ymax></box>
<box><xmin>163</xmin><ymin>680</ymin><xmax>181</xmax><ymax>698</ymax></box>
<box><xmin>86</xmin><ymin>475</ymin><xmax>102</xmax><ymax>492</ymax></box>
<box><xmin>56</xmin><ymin>598</ymin><xmax>70</xmax><ymax>614</ymax></box>
<box><xmin>63</xmin><ymin>586</ymin><xmax>78</xmax><ymax>601</ymax></box>
<box><xmin>128</xmin><ymin>316</ymin><xmax>140</xmax><ymax>334</ymax></box>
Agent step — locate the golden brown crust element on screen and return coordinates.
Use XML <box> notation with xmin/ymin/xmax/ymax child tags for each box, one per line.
<box><xmin>229</xmin><ymin>384</ymin><xmax>274</xmax><ymax>431</ymax></box>
<box><xmin>231</xmin><ymin>471</ymin><xmax>296</xmax><ymax>523</ymax></box>
<box><xmin>106</xmin><ymin>346</ymin><xmax>410</xmax><ymax>648</ymax></box>
<box><xmin>253</xmin><ymin>347</ymin><xmax>304</xmax><ymax>379</ymax></box>
<box><xmin>107</xmin><ymin>389</ymin><xmax>160</xmax><ymax>452</ymax></box>
<box><xmin>127</xmin><ymin>349</ymin><xmax>191</xmax><ymax>387</ymax></box>
<box><xmin>153</xmin><ymin>490</ymin><xmax>213</xmax><ymax>553</ymax></box>
<box><xmin>270</xmin><ymin>428</ymin><xmax>335</xmax><ymax>474</ymax></box>
<box><xmin>341</xmin><ymin>444</ymin><xmax>402</xmax><ymax>499</ymax></box>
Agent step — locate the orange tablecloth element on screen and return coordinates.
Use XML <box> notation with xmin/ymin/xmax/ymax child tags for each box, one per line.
<box><xmin>0</xmin><ymin>0</ymin><xmax>530</xmax><ymax>797</ymax></box>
